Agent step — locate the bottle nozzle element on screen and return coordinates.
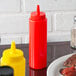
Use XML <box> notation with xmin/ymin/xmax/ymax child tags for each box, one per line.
<box><xmin>37</xmin><ymin>5</ymin><xmax>40</xmax><ymax>15</ymax></box>
<box><xmin>11</xmin><ymin>41</ymin><xmax>16</xmax><ymax>52</ymax></box>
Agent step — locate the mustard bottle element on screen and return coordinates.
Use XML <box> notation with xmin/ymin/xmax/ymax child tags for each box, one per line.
<box><xmin>1</xmin><ymin>41</ymin><xmax>26</xmax><ymax>76</ymax></box>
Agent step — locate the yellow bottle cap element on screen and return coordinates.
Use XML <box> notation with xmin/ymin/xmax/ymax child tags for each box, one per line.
<box><xmin>2</xmin><ymin>41</ymin><xmax>24</xmax><ymax>62</ymax></box>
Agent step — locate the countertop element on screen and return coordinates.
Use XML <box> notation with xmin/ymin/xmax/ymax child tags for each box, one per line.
<box><xmin>0</xmin><ymin>41</ymin><xmax>74</xmax><ymax>76</ymax></box>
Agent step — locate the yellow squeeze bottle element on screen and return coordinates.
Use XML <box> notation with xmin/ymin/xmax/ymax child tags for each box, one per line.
<box><xmin>1</xmin><ymin>41</ymin><xmax>26</xmax><ymax>76</ymax></box>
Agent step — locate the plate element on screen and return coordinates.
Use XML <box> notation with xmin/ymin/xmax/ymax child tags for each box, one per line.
<box><xmin>47</xmin><ymin>54</ymin><xmax>74</xmax><ymax>76</ymax></box>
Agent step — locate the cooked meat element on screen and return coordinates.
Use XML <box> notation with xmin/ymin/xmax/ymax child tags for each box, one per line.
<box><xmin>64</xmin><ymin>54</ymin><xmax>76</xmax><ymax>67</ymax></box>
<box><xmin>64</xmin><ymin>72</ymin><xmax>76</xmax><ymax>76</ymax></box>
<box><xmin>60</xmin><ymin>66</ymin><xmax>76</xmax><ymax>76</ymax></box>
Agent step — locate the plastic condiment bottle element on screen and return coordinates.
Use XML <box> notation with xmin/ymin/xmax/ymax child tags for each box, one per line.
<box><xmin>29</xmin><ymin>68</ymin><xmax>46</xmax><ymax>76</ymax></box>
<box><xmin>29</xmin><ymin>5</ymin><xmax>47</xmax><ymax>69</ymax></box>
<box><xmin>0</xmin><ymin>66</ymin><xmax>13</xmax><ymax>76</ymax></box>
<box><xmin>1</xmin><ymin>41</ymin><xmax>26</xmax><ymax>76</ymax></box>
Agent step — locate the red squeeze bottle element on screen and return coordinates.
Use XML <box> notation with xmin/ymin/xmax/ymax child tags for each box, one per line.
<box><xmin>29</xmin><ymin>5</ymin><xmax>47</xmax><ymax>69</ymax></box>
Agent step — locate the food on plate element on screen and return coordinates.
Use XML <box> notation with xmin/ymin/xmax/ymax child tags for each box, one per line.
<box><xmin>60</xmin><ymin>66</ymin><xmax>76</xmax><ymax>76</ymax></box>
<box><xmin>64</xmin><ymin>54</ymin><xmax>76</xmax><ymax>67</ymax></box>
<box><xmin>60</xmin><ymin>54</ymin><xmax>76</xmax><ymax>76</ymax></box>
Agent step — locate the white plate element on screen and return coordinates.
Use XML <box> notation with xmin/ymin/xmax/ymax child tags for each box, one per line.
<box><xmin>47</xmin><ymin>54</ymin><xmax>74</xmax><ymax>76</ymax></box>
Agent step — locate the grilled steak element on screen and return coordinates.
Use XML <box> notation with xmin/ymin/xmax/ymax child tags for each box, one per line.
<box><xmin>60</xmin><ymin>66</ymin><xmax>76</xmax><ymax>76</ymax></box>
<box><xmin>64</xmin><ymin>54</ymin><xmax>76</xmax><ymax>67</ymax></box>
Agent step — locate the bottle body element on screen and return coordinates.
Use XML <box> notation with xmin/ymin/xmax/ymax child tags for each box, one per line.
<box><xmin>29</xmin><ymin>68</ymin><xmax>46</xmax><ymax>76</ymax></box>
<box><xmin>29</xmin><ymin>18</ymin><xmax>47</xmax><ymax>69</ymax></box>
<box><xmin>1</xmin><ymin>56</ymin><xmax>25</xmax><ymax>76</ymax></box>
<box><xmin>71</xmin><ymin>26</ymin><xmax>76</xmax><ymax>49</ymax></box>
<box><xmin>1</xmin><ymin>41</ymin><xmax>26</xmax><ymax>76</ymax></box>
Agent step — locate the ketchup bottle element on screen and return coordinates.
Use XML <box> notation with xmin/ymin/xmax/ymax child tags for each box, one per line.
<box><xmin>29</xmin><ymin>68</ymin><xmax>46</xmax><ymax>76</ymax></box>
<box><xmin>29</xmin><ymin>5</ymin><xmax>47</xmax><ymax>69</ymax></box>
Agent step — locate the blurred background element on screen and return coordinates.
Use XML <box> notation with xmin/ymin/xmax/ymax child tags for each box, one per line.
<box><xmin>0</xmin><ymin>0</ymin><xmax>76</xmax><ymax>45</ymax></box>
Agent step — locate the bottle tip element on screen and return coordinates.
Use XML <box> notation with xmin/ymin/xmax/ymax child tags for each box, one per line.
<box><xmin>37</xmin><ymin>5</ymin><xmax>40</xmax><ymax>15</ymax></box>
<box><xmin>11</xmin><ymin>41</ymin><xmax>16</xmax><ymax>50</ymax></box>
